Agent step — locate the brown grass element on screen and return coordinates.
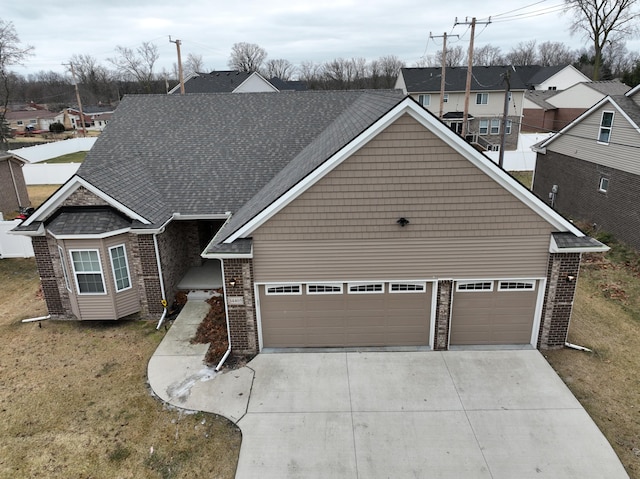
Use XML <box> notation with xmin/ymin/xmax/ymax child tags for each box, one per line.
<box><xmin>0</xmin><ymin>258</ymin><xmax>241</xmax><ymax>478</ymax></box>
<box><xmin>545</xmin><ymin>251</ymin><xmax>640</xmax><ymax>478</ymax></box>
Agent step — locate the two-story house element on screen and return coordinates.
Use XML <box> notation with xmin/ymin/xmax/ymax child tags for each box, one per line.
<box><xmin>395</xmin><ymin>65</ymin><xmax>590</xmax><ymax>152</ymax></box>
<box><xmin>532</xmin><ymin>84</ymin><xmax>640</xmax><ymax>250</ymax></box>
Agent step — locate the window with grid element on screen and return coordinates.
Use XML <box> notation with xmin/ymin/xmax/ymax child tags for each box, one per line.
<box><xmin>307</xmin><ymin>284</ymin><xmax>343</xmax><ymax>294</ymax></box>
<box><xmin>70</xmin><ymin>250</ymin><xmax>105</xmax><ymax>294</ymax></box>
<box><xmin>476</xmin><ymin>93</ymin><xmax>488</xmax><ymax>105</ymax></box>
<box><xmin>490</xmin><ymin>119</ymin><xmax>500</xmax><ymax>135</ymax></box>
<box><xmin>266</xmin><ymin>284</ymin><xmax>302</xmax><ymax>295</ymax></box>
<box><xmin>479</xmin><ymin>119</ymin><xmax>488</xmax><ymax>135</ymax></box>
<box><xmin>506</xmin><ymin>119</ymin><xmax>512</xmax><ymax>134</ymax></box>
<box><xmin>456</xmin><ymin>281</ymin><xmax>493</xmax><ymax>292</ymax></box>
<box><xmin>109</xmin><ymin>245</ymin><xmax>131</xmax><ymax>292</ymax></box>
<box><xmin>598</xmin><ymin>111</ymin><xmax>614</xmax><ymax>143</ymax></box>
<box><xmin>348</xmin><ymin>283</ymin><xmax>384</xmax><ymax>294</ymax></box>
<box><xmin>389</xmin><ymin>282</ymin><xmax>426</xmax><ymax>293</ymax></box>
<box><xmin>498</xmin><ymin>281</ymin><xmax>535</xmax><ymax>291</ymax></box>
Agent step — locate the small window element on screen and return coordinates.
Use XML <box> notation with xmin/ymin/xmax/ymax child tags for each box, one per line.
<box><xmin>70</xmin><ymin>249</ymin><xmax>106</xmax><ymax>294</ymax></box>
<box><xmin>456</xmin><ymin>281</ymin><xmax>493</xmax><ymax>292</ymax></box>
<box><xmin>598</xmin><ymin>111</ymin><xmax>614</xmax><ymax>143</ymax></box>
<box><xmin>490</xmin><ymin>119</ymin><xmax>500</xmax><ymax>135</ymax></box>
<box><xmin>348</xmin><ymin>283</ymin><xmax>384</xmax><ymax>294</ymax></box>
<box><xmin>58</xmin><ymin>246</ymin><xmax>71</xmax><ymax>292</ymax></box>
<box><xmin>506</xmin><ymin>119</ymin><xmax>512</xmax><ymax>135</ymax></box>
<box><xmin>390</xmin><ymin>282</ymin><xmax>426</xmax><ymax>293</ymax></box>
<box><xmin>479</xmin><ymin>119</ymin><xmax>488</xmax><ymax>135</ymax></box>
<box><xmin>307</xmin><ymin>283</ymin><xmax>343</xmax><ymax>294</ymax></box>
<box><xmin>418</xmin><ymin>94</ymin><xmax>431</xmax><ymax>107</ymax></box>
<box><xmin>109</xmin><ymin>245</ymin><xmax>132</xmax><ymax>292</ymax></box>
<box><xmin>17</xmin><ymin>120</ymin><xmax>24</xmax><ymax>126</ymax></box>
<box><xmin>498</xmin><ymin>281</ymin><xmax>536</xmax><ymax>291</ymax></box>
<box><xmin>548</xmin><ymin>86</ymin><xmax>557</xmax><ymax>91</ymax></box>
<box><xmin>476</xmin><ymin>93</ymin><xmax>488</xmax><ymax>105</ymax></box>
<box><xmin>443</xmin><ymin>94</ymin><xmax>449</xmax><ymax>103</ymax></box>
<box><xmin>598</xmin><ymin>177</ymin><xmax>609</xmax><ymax>193</ymax></box>
<box><xmin>266</xmin><ymin>284</ymin><xmax>302</xmax><ymax>295</ymax></box>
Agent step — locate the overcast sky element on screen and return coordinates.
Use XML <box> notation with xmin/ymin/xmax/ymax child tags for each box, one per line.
<box><xmin>5</xmin><ymin>0</ymin><xmax>640</xmax><ymax>78</ymax></box>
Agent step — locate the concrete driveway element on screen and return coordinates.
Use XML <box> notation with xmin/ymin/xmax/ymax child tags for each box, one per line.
<box><xmin>234</xmin><ymin>350</ymin><xmax>628</xmax><ymax>479</ymax></box>
<box><xmin>147</xmin><ymin>304</ymin><xmax>628</xmax><ymax>478</ymax></box>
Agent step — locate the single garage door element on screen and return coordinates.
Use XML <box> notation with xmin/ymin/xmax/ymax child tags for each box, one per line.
<box><xmin>450</xmin><ymin>280</ymin><xmax>538</xmax><ymax>346</ymax></box>
<box><xmin>259</xmin><ymin>282</ymin><xmax>432</xmax><ymax>348</ymax></box>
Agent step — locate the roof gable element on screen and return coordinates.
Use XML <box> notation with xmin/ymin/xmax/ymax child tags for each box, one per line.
<box><xmin>214</xmin><ymin>97</ymin><xmax>585</xmax><ymax>249</ymax></box>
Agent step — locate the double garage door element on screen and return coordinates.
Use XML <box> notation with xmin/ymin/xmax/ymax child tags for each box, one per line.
<box><xmin>258</xmin><ymin>279</ymin><xmax>539</xmax><ymax>349</ymax></box>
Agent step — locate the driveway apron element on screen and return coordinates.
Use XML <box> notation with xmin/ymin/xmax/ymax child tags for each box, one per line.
<box><xmin>234</xmin><ymin>350</ymin><xmax>629</xmax><ymax>479</ymax></box>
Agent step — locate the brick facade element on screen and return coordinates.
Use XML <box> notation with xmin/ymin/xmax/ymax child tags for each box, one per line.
<box><xmin>62</xmin><ymin>186</ymin><xmax>110</xmax><ymax>207</ymax></box>
<box><xmin>156</xmin><ymin>220</ymin><xmax>201</xmax><ymax>303</ymax></box>
<box><xmin>222</xmin><ymin>258</ymin><xmax>258</xmax><ymax>355</ymax></box>
<box><xmin>433</xmin><ymin>280</ymin><xmax>452</xmax><ymax>350</ymax></box>
<box><xmin>537</xmin><ymin>252</ymin><xmax>581</xmax><ymax>349</ymax></box>
<box><xmin>534</xmin><ymin>151</ymin><xmax>640</xmax><ymax>250</ymax></box>
<box><xmin>32</xmin><ymin>236</ymin><xmax>66</xmax><ymax>317</ymax></box>
<box><xmin>130</xmin><ymin>234</ymin><xmax>164</xmax><ymax>316</ymax></box>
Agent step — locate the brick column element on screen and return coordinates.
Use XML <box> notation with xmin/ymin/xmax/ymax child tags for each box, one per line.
<box><xmin>131</xmin><ymin>234</ymin><xmax>164</xmax><ymax>316</ymax></box>
<box><xmin>32</xmin><ymin>236</ymin><xmax>65</xmax><ymax>316</ymax></box>
<box><xmin>223</xmin><ymin>258</ymin><xmax>258</xmax><ymax>355</ymax></box>
<box><xmin>538</xmin><ymin>252</ymin><xmax>581</xmax><ymax>349</ymax></box>
<box><xmin>433</xmin><ymin>280</ymin><xmax>452</xmax><ymax>350</ymax></box>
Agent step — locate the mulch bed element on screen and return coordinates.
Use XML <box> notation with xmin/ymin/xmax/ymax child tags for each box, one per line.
<box><xmin>191</xmin><ymin>292</ymin><xmax>229</xmax><ymax>366</ymax></box>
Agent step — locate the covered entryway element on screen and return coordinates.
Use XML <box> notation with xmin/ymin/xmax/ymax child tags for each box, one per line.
<box><xmin>450</xmin><ymin>279</ymin><xmax>539</xmax><ymax>346</ymax></box>
<box><xmin>258</xmin><ymin>281</ymin><xmax>433</xmax><ymax>348</ymax></box>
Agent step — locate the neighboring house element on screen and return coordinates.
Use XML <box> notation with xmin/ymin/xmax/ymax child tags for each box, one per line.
<box><xmin>5</xmin><ymin>110</ymin><xmax>58</xmax><ymax>134</ymax></box>
<box><xmin>523</xmin><ymin>80</ymin><xmax>630</xmax><ymax>133</ymax></box>
<box><xmin>532</xmin><ymin>84</ymin><xmax>640</xmax><ymax>250</ymax></box>
<box><xmin>0</xmin><ymin>154</ymin><xmax>30</xmax><ymax>216</ymax></box>
<box><xmin>268</xmin><ymin>77</ymin><xmax>308</xmax><ymax>91</ymax></box>
<box><xmin>169</xmin><ymin>70</ymin><xmax>279</xmax><ymax>94</ymax></box>
<box><xmin>395</xmin><ymin>65</ymin><xmax>589</xmax><ymax>152</ymax></box>
<box><xmin>13</xmin><ymin>91</ymin><xmax>607</xmax><ymax>356</ymax></box>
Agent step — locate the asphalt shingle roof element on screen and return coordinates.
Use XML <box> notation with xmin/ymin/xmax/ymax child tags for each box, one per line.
<box><xmin>46</xmin><ymin>208</ymin><xmax>132</xmax><ymax>236</ymax></box>
<box><xmin>400</xmin><ymin>65</ymin><xmax>573</xmax><ymax>93</ymax></box>
<box><xmin>78</xmin><ymin>90</ymin><xmax>404</xmax><ymax>228</ymax></box>
<box><xmin>178</xmin><ymin>71</ymin><xmax>254</xmax><ymax>93</ymax></box>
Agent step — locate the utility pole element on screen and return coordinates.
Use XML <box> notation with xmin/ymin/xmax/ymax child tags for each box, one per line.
<box><xmin>170</xmin><ymin>36</ymin><xmax>185</xmax><ymax>95</ymax></box>
<box><xmin>454</xmin><ymin>17</ymin><xmax>491</xmax><ymax>138</ymax></box>
<box><xmin>498</xmin><ymin>67</ymin><xmax>512</xmax><ymax>168</ymax></box>
<box><xmin>430</xmin><ymin>32</ymin><xmax>458</xmax><ymax>119</ymax></box>
<box><xmin>65</xmin><ymin>62</ymin><xmax>87</xmax><ymax>137</ymax></box>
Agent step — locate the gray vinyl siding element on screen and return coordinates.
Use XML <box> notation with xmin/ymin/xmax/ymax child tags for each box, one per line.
<box><xmin>253</xmin><ymin>114</ymin><xmax>553</xmax><ymax>282</ymax></box>
<box><xmin>546</xmin><ymin>103</ymin><xmax>640</xmax><ymax>176</ymax></box>
<box><xmin>59</xmin><ymin>235</ymin><xmax>140</xmax><ymax>320</ymax></box>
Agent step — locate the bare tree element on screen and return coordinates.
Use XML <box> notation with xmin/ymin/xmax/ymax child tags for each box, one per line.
<box><xmin>264</xmin><ymin>58</ymin><xmax>294</xmax><ymax>80</ymax></box>
<box><xmin>376</xmin><ymin>55</ymin><xmax>405</xmax><ymax>88</ymax></box>
<box><xmin>228</xmin><ymin>42</ymin><xmax>267</xmax><ymax>72</ymax></box>
<box><xmin>0</xmin><ymin>19</ymin><xmax>34</xmax><ymax>148</ymax></box>
<box><xmin>299</xmin><ymin>60</ymin><xmax>322</xmax><ymax>88</ymax></box>
<box><xmin>537</xmin><ymin>41</ymin><xmax>576</xmax><ymax>66</ymax></box>
<box><xmin>108</xmin><ymin>42</ymin><xmax>159</xmax><ymax>92</ymax></box>
<box><xmin>185</xmin><ymin>53</ymin><xmax>205</xmax><ymax>74</ymax></box>
<box><xmin>434</xmin><ymin>45</ymin><xmax>467</xmax><ymax>66</ymax></box>
<box><xmin>566</xmin><ymin>0</ymin><xmax>640</xmax><ymax>80</ymax></box>
<box><xmin>69</xmin><ymin>54</ymin><xmax>114</xmax><ymax>104</ymax></box>
<box><xmin>473</xmin><ymin>44</ymin><xmax>504</xmax><ymax>66</ymax></box>
<box><xmin>505</xmin><ymin>40</ymin><xmax>538</xmax><ymax>65</ymax></box>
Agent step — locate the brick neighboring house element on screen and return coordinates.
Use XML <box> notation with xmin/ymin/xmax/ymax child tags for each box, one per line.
<box><xmin>523</xmin><ymin>79</ymin><xmax>630</xmax><ymax>133</ymax></box>
<box><xmin>0</xmin><ymin>153</ymin><xmax>30</xmax><ymax>217</ymax></box>
<box><xmin>395</xmin><ymin>65</ymin><xmax>589</xmax><ymax>152</ymax></box>
<box><xmin>13</xmin><ymin>91</ymin><xmax>607</xmax><ymax>356</ymax></box>
<box><xmin>532</xmin><ymin>84</ymin><xmax>640</xmax><ymax>250</ymax></box>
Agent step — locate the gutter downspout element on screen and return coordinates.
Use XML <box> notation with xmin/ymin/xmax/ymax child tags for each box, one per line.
<box><xmin>8</xmin><ymin>159</ymin><xmax>23</xmax><ymax>208</ymax></box>
<box><xmin>215</xmin><ymin>258</ymin><xmax>232</xmax><ymax>371</ymax></box>
<box><xmin>153</xmin><ymin>231</ymin><xmax>168</xmax><ymax>330</ymax></box>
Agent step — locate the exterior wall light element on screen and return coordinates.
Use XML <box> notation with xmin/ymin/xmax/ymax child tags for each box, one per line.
<box><xmin>397</xmin><ymin>217</ymin><xmax>410</xmax><ymax>227</ymax></box>
<box><xmin>229</xmin><ymin>278</ymin><xmax>237</xmax><ymax>287</ymax></box>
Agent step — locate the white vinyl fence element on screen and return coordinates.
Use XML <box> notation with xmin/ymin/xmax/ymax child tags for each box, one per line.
<box><xmin>22</xmin><ymin>163</ymin><xmax>80</xmax><ymax>185</ymax></box>
<box><xmin>9</xmin><ymin>138</ymin><xmax>96</xmax><ymax>163</ymax></box>
<box><xmin>0</xmin><ymin>220</ymin><xmax>34</xmax><ymax>258</ymax></box>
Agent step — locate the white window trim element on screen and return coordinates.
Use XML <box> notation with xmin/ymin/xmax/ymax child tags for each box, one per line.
<box><xmin>597</xmin><ymin>111</ymin><xmax>614</xmax><ymax>144</ymax></box>
<box><xmin>476</xmin><ymin>93</ymin><xmax>488</xmax><ymax>105</ymax></box>
<box><xmin>506</xmin><ymin>119</ymin><xmax>512</xmax><ymax>135</ymax></box>
<box><xmin>443</xmin><ymin>94</ymin><xmax>449</xmax><ymax>103</ymax></box>
<box><xmin>490</xmin><ymin>118</ymin><xmax>500</xmax><ymax>135</ymax></box>
<box><xmin>58</xmin><ymin>245</ymin><xmax>71</xmax><ymax>292</ymax></box>
<box><xmin>265</xmin><ymin>284</ymin><xmax>302</xmax><ymax>295</ymax></box>
<box><xmin>479</xmin><ymin>119</ymin><xmax>488</xmax><ymax>135</ymax></box>
<box><xmin>348</xmin><ymin>282</ymin><xmax>384</xmax><ymax>294</ymax></box>
<box><xmin>598</xmin><ymin>177</ymin><xmax>609</xmax><ymax>193</ymax></box>
<box><xmin>108</xmin><ymin>244</ymin><xmax>132</xmax><ymax>293</ymax></box>
<box><xmin>69</xmin><ymin>249</ymin><xmax>107</xmax><ymax>295</ymax></box>
<box><xmin>456</xmin><ymin>281</ymin><xmax>494</xmax><ymax>292</ymax></box>
<box><xmin>418</xmin><ymin>94</ymin><xmax>431</xmax><ymax>107</ymax></box>
<box><xmin>389</xmin><ymin>282</ymin><xmax>427</xmax><ymax>293</ymax></box>
<box><xmin>498</xmin><ymin>280</ymin><xmax>536</xmax><ymax>291</ymax></box>
<box><xmin>306</xmin><ymin>283</ymin><xmax>343</xmax><ymax>295</ymax></box>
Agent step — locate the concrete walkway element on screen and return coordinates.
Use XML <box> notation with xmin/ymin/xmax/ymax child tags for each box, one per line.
<box><xmin>147</xmin><ymin>300</ymin><xmax>630</xmax><ymax>479</ymax></box>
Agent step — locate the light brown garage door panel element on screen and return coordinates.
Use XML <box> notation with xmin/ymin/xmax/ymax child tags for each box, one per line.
<box><xmin>450</xmin><ymin>282</ymin><xmax>537</xmax><ymax>346</ymax></box>
<box><xmin>259</xmin><ymin>283</ymin><xmax>432</xmax><ymax>348</ymax></box>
